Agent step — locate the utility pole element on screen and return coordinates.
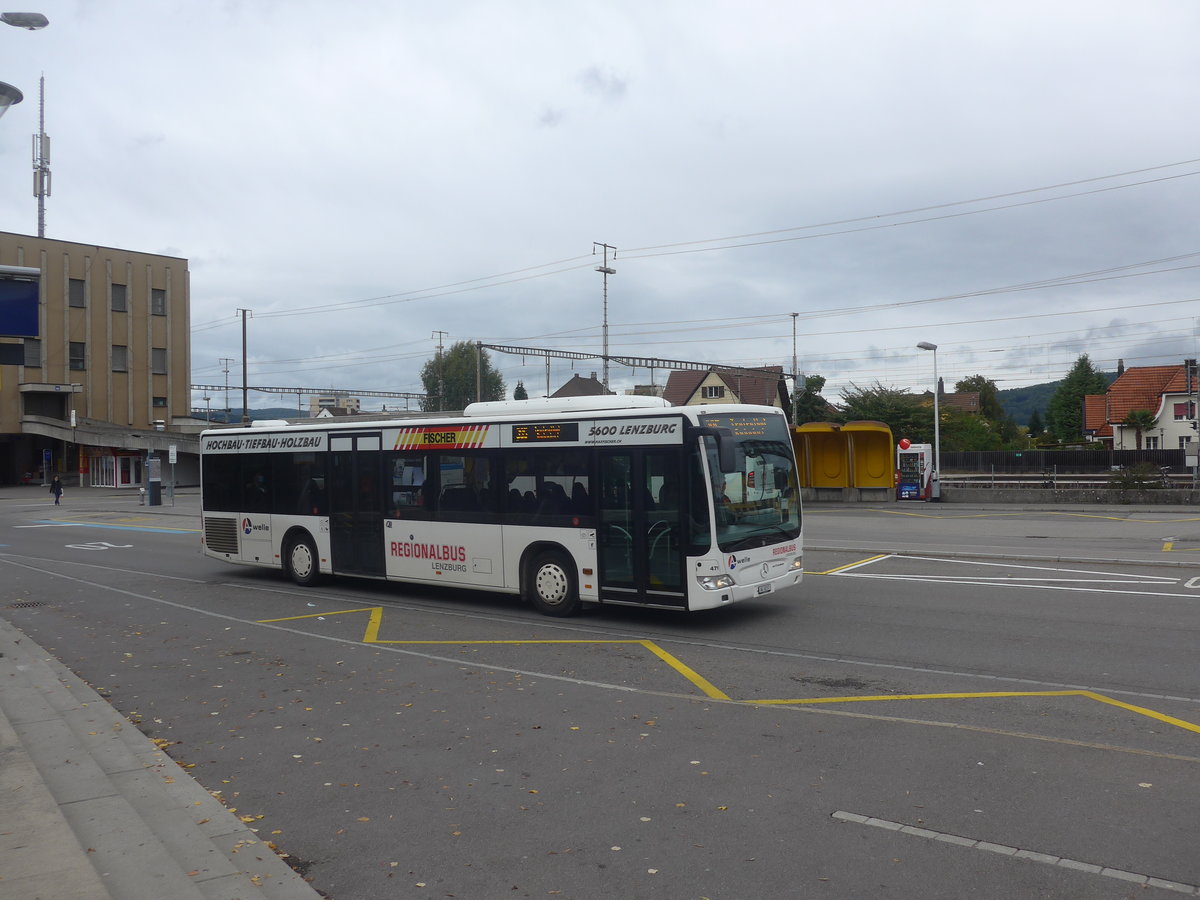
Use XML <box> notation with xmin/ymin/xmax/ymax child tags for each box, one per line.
<box><xmin>219</xmin><ymin>357</ymin><xmax>234</xmax><ymax>422</ymax></box>
<box><xmin>790</xmin><ymin>312</ymin><xmax>799</xmax><ymax>424</ymax></box>
<box><xmin>474</xmin><ymin>341</ymin><xmax>482</xmax><ymax>406</ymax></box>
<box><xmin>32</xmin><ymin>75</ymin><xmax>49</xmax><ymax>237</ymax></box>
<box><xmin>593</xmin><ymin>242</ymin><xmax>616</xmax><ymax>391</ymax></box>
<box><xmin>432</xmin><ymin>330</ymin><xmax>448</xmax><ymax>411</ymax></box>
<box><xmin>238</xmin><ymin>309</ymin><xmax>252</xmax><ymax>424</ymax></box>
<box><xmin>1189</xmin><ymin>356</ymin><xmax>1198</xmax><ymax>490</ymax></box>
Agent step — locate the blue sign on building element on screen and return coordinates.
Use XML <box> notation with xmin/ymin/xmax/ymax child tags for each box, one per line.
<box><xmin>0</xmin><ymin>277</ymin><xmax>39</xmax><ymax>337</ymax></box>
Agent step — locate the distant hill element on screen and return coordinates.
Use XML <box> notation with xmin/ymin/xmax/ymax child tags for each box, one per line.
<box><xmin>198</xmin><ymin>408</ymin><xmax>309</xmax><ymax>424</ymax></box>
<box><xmin>997</xmin><ymin>372</ymin><xmax>1118</xmax><ymax>426</ymax></box>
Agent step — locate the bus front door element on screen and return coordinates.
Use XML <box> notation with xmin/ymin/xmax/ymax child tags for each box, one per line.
<box><xmin>598</xmin><ymin>450</ymin><xmax>685</xmax><ymax>608</ymax></box>
<box><xmin>328</xmin><ymin>433</ymin><xmax>385</xmax><ymax>577</ymax></box>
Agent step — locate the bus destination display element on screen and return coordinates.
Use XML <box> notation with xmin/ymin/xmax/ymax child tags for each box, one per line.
<box><xmin>699</xmin><ymin>415</ymin><xmax>770</xmax><ymax>437</ymax></box>
<box><xmin>511</xmin><ymin>422</ymin><xmax>579</xmax><ymax>443</ymax></box>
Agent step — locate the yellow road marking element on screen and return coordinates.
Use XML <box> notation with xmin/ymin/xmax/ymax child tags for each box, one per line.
<box><xmin>809</xmin><ymin>554</ymin><xmax>889</xmax><ymax>576</ymax></box>
<box><xmin>257</xmin><ymin>607</ymin><xmax>380</xmax><ymax>623</ymax></box>
<box><xmin>257</xmin><ymin>608</ymin><xmax>729</xmax><ymax>699</ymax></box>
<box><xmin>257</xmin><ymin>608</ymin><xmax>1200</xmax><ymax>734</ymax></box>
<box><xmin>1162</xmin><ymin>541</ymin><xmax>1200</xmax><ymax>552</ymax></box>
<box><xmin>751</xmin><ymin>690</ymin><xmax>1200</xmax><ymax>735</ymax></box>
<box><xmin>637</xmin><ymin>640</ymin><xmax>730</xmax><ymax>700</ymax></box>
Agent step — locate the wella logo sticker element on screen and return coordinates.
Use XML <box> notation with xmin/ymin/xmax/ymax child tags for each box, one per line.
<box><xmin>727</xmin><ymin>554</ymin><xmax>737</xmax><ymax>570</ymax></box>
<box><xmin>242</xmin><ymin>517</ymin><xmax>269</xmax><ymax>536</ymax></box>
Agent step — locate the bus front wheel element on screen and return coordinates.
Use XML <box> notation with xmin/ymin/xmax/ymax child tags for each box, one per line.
<box><xmin>286</xmin><ymin>533</ymin><xmax>320</xmax><ymax>587</ymax></box>
<box><xmin>528</xmin><ymin>551</ymin><xmax>580</xmax><ymax>617</ymax></box>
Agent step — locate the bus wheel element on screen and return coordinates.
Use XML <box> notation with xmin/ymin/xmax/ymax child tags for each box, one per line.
<box><xmin>286</xmin><ymin>533</ymin><xmax>320</xmax><ymax>587</ymax></box>
<box><xmin>528</xmin><ymin>551</ymin><xmax>579</xmax><ymax>617</ymax></box>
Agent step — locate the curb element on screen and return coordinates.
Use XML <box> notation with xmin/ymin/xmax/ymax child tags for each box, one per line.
<box><xmin>0</xmin><ymin>618</ymin><xmax>324</xmax><ymax>900</ymax></box>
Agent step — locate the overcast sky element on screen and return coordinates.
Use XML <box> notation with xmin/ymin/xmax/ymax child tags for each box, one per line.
<box><xmin>3</xmin><ymin>1</ymin><xmax>1199</xmax><ymax>412</ymax></box>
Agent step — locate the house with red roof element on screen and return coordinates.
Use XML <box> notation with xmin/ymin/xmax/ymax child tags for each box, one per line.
<box><xmin>1083</xmin><ymin>362</ymin><xmax>1198</xmax><ymax>450</ymax></box>
<box><xmin>662</xmin><ymin>366</ymin><xmax>790</xmax><ymax>414</ymax></box>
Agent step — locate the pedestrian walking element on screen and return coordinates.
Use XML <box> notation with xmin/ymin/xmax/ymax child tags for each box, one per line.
<box><xmin>49</xmin><ymin>474</ymin><xmax>63</xmax><ymax>505</ymax></box>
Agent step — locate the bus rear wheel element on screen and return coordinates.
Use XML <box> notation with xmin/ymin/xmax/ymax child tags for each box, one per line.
<box><xmin>286</xmin><ymin>533</ymin><xmax>320</xmax><ymax>587</ymax></box>
<box><xmin>528</xmin><ymin>551</ymin><xmax>580</xmax><ymax>617</ymax></box>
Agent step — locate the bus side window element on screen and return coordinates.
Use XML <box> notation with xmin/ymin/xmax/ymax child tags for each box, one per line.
<box><xmin>201</xmin><ymin>454</ymin><xmax>238</xmax><ymax>512</ymax></box>
<box><xmin>391</xmin><ymin>454</ymin><xmax>428</xmax><ymax>518</ymax></box>
<box><xmin>437</xmin><ymin>453</ymin><xmax>496</xmax><ymax>521</ymax></box>
<box><xmin>241</xmin><ymin>453</ymin><xmax>272</xmax><ymax>514</ymax></box>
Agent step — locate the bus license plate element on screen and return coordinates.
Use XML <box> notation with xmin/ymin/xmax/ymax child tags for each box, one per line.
<box><xmin>756</xmin><ymin>583</ymin><xmax>772</xmax><ymax>595</ymax></box>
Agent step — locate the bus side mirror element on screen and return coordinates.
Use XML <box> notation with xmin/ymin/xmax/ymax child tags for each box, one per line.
<box><xmin>692</xmin><ymin>426</ymin><xmax>737</xmax><ymax>473</ymax></box>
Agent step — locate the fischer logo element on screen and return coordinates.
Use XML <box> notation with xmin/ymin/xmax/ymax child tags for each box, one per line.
<box><xmin>241</xmin><ymin>517</ymin><xmax>269</xmax><ymax>535</ymax></box>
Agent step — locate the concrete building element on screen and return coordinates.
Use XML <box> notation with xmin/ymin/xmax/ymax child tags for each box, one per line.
<box><xmin>309</xmin><ymin>394</ymin><xmax>360</xmax><ymax>416</ymax></box>
<box><xmin>0</xmin><ymin>232</ymin><xmax>192</xmax><ymax>486</ymax></box>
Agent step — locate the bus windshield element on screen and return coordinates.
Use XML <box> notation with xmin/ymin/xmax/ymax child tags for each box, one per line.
<box><xmin>699</xmin><ymin>412</ymin><xmax>801</xmax><ymax>552</ymax></box>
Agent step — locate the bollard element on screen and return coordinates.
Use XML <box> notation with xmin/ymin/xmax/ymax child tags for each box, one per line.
<box><xmin>139</xmin><ymin>487</ymin><xmax>146</xmax><ymax>506</ymax></box>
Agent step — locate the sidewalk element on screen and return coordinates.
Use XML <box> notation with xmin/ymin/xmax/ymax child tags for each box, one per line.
<box><xmin>0</xmin><ymin>486</ymin><xmax>324</xmax><ymax>900</ymax></box>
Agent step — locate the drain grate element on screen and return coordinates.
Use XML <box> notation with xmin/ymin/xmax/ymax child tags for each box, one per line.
<box><xmin>6</xmin><ymin>601</ymin><xmax>48</xmax><ymax>609</ymax></box>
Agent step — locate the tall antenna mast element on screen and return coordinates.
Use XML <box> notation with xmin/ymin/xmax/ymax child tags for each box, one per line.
<box><xmin>593</xmin><ymin>242</ymin><xmax>616</xmax><ymax>391</ymax></box>
<box><xmin>32</xmin><ymin>74</ymin><xmax>50</xmax><ymax>237</ymax></box>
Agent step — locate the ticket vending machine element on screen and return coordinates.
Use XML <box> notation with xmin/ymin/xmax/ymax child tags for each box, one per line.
<box><xmin>896</xmin><ymin>441</ymin><xmax>934</xmax><ymax>500</ymax></box>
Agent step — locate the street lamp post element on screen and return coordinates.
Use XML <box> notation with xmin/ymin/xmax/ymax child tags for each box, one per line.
<box><xmin>917</xmin><ymin>341</ymin><xmax>941</xmax><ymax>500</ymax></box>
<box><xmin>0</xmin><ymin>12</ymin><xmax>49</xmax><ymax>121</ymax></box>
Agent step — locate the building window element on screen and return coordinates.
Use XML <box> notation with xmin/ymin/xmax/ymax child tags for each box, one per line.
<box><xmin>68</xmin><ymin>279</ymin><xmax>85</xmax><ymax>308</ymax></box>
<box><xmin>1146</xmin><ymin>436</ymin><xmax>1160</xmax><ymax>450</ymax></box>
<box><xmin>1173</xmin><ymin>402</ymin><xmax>1196</xmax><ymax>420</ymax></box>
<box><xmin>152</xmin><ymin>348</ymin><xmax>167</xmax><ymax>375</ymax></box>
<box><xmin>1180</xmin><ymin>436</ymin><xmax>1193</xmax><ymax>450</ymax></box>
<box><xmin>112</xmin><ymin>345</ymin><xmax>128</xmax><ymax>372</ymax></box>
<box><xmin>152</xmin><ymin>396</ymin><xmax>168</xmax><ymax>408</ymax></box>
<box><xmin>69</xmin><ymin>341</ymin><xmax>86</xmax><ymax>370</ymax></box>
<box><xmin>701</xmin><ymin>385</ymin><xmax>726</xmax><ymax>399</ymax></box>
<box><xmin>151</xmin><ymin>288</ymin><xmax>166</xmax><ymax>316</ymax></box>
<box><xmin>111</xmin><ymin>283</ymin><xmax>127</xmax><ymax>312</ymax></box>
<box><xmin>23</xmin><ymin>337</ymin><xmax>40</xmax><ymax>367</ymax></box>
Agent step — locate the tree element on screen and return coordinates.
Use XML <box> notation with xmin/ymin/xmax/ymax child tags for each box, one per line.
<box><xmin>792</xmin><ymin>374</ymin><xmax>834</xmax><ymax>424</ymax></box>
<box><xmin>939</xmin><ymin>407</ymin><xmax>1002</xmax><ymax>450</ymax></box>
<box><xmin>1121</xmin><ymin>409</ymin><xmax>1158</xmax><ymax>450</ymax></box>
<box><xmin>839</xmin><ymin>381</ymin><xmax>930</xmax><ymax>442</ymax></box>
<box><xmin>513</xmin><ymin>380</ymin><xmax>528</xmax><ymax>401</ymax></box>
<box><xmin>954</xmin><ymin>375</ymin><xmax>1004</xmax><ymax>421</ymax></box>
<box><xmin>1046</xmin><ymin>354</ymin><xmax>1108</xmax><ymax>441</ymax></box>
<box><xmin>1027</xmin><ymin>408</ymin><xmax>1044</xmax><ymax>435</ymax></box>
<box><xmin>420</xmin><ymin>341</ymin><xmax>505</xmax><ymax>412</ymax></box>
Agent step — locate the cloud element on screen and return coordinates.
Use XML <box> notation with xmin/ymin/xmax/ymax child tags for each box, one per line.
<box><xmin>577</xmin><ymin>65</ymin><xmax>628</xmax><ymax>101</ymax></box>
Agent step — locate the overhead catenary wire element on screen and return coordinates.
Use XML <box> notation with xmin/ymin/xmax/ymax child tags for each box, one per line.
<box><xmin>188</xmin><ymin>157</ymin><xmax>1200</xmax><ymax>332</ymax></box>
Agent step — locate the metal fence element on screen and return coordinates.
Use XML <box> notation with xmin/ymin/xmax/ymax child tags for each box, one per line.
<box><xmin>940</xmin><ymin>448</ymin><xmax>1186</xmax><ymax>474</ymax></box>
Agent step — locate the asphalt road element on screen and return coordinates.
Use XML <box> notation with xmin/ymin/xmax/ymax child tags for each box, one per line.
<box><xmin>2</xmin><ymin>488</ymin><xmax>1198</xmax><ymax>899</ymax></box>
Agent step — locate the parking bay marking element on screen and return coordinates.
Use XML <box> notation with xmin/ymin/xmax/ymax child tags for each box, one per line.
<box><xmin>259</xmin><ymin>605</ymin><xmax>1200</xmax><ymax>736</ymax></box>
<box><xmin>26</xmin><ymin>518</ymin><xmax>198</xmax><ymax>534</ymax></box>
<box><xmin>819</xmin><ymin>554</ymin><xmax>1196</xmax><ymax>597</ymax></box>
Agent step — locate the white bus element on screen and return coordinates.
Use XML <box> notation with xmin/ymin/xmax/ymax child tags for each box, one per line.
<box><xmin>199</xmin><ymin>395</ymin><xmax>802</xmax><ymax>616</ymax></box>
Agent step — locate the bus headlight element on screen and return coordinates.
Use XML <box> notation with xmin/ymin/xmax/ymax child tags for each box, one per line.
<box><xmin>697</xmin><ymin>574</ymin><xmax>735</xmax><ymax>591</ymax></box>
<box><xmin>789</xmin><ymin>556</ymin><xmax>803</xmax><ymax>571</ymax></box>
